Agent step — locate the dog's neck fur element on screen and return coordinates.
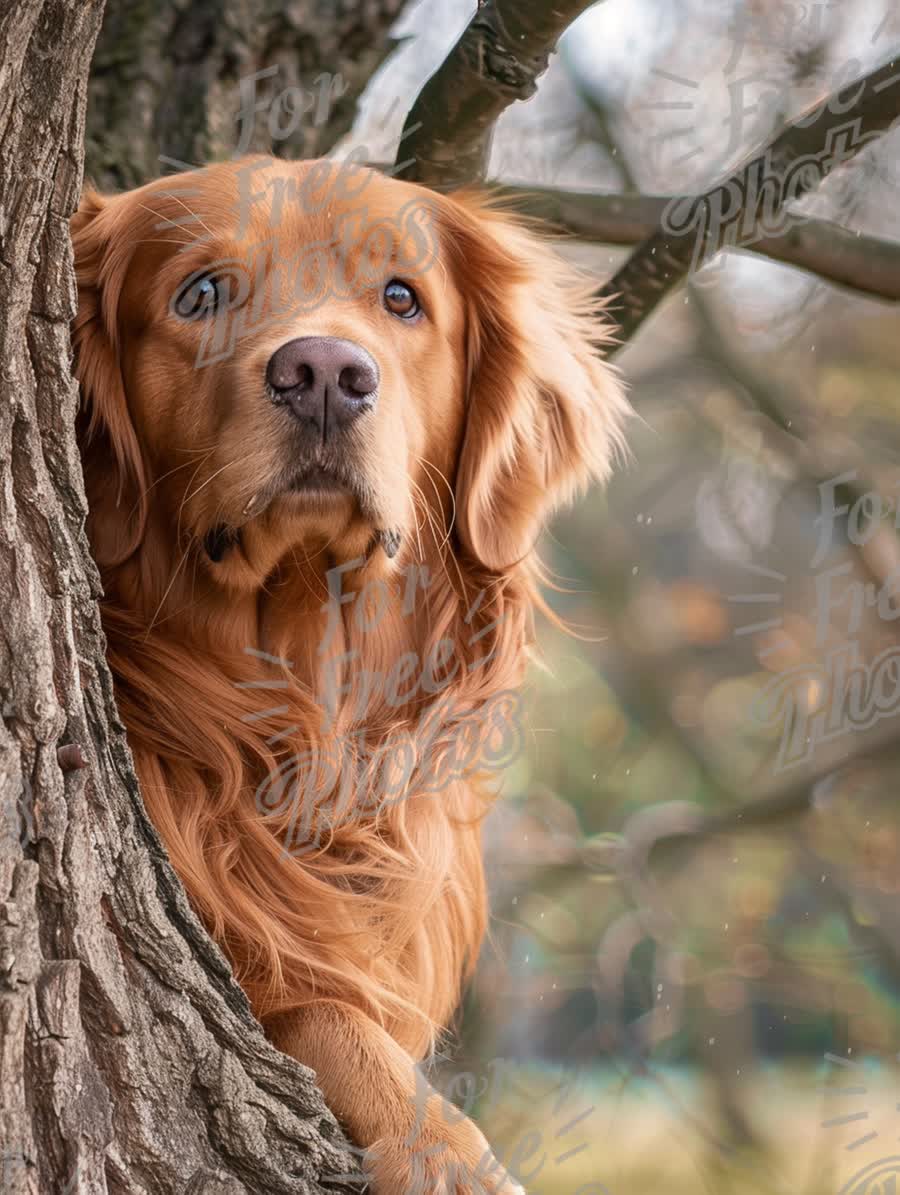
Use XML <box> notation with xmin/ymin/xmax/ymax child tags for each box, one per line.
<box><xmin>93</xmin><ymin>483</ymin><xmax>531</xmax><ymax>708</ymax></box>
<box><xmin>87</xmin><ymin>470</ymin><xmax>535</xmax><ymax>1057</ymax></box>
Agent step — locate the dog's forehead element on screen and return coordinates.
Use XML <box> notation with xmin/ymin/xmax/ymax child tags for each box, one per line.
<box><xmin>144</xmin><ymin>158</ymin><xmax>439</xmax><ymax>249</ymax></box>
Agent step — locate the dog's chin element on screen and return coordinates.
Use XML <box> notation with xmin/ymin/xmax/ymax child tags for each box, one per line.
<box><xmin>251</xmin><ymin>464</ymin><xmax>363</xmax><ymax>549</ymax></box>
<box><xmin>199</xmin><ymin>459</ymin><xmax>404</xmax><ymax>585</ymax></box>
<box><xmin>278</xmin><ymin>471</ymin><xmax>404</xmax><ymax>561</ymax></box>
<box><xmin>231</xmin><ymin>460</ymin><xmax>364</xmax><ymax>529</ymax></box>
<box><xmin>285</xmin><ymin>464</ymin><xmax>357</xmax><ymax>505</ymax></box>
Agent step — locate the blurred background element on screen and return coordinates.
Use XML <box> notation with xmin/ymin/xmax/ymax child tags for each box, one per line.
<box><xmin>344</xmin><ymin>2</ymin><xmax>900</xmax><ymax>1192</ymax></box>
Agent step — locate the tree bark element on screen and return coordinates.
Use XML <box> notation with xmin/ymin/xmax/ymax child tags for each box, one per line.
<box><xmin>84</xmin><ymin>0</ymin><xmax>406</xmax><ymax>190</ymax></box>
<box><xmin>0</xmin><ymin>2</ymin><xmax>362</xmax><ymax>1191</ymax></box>
<box><xmin>396</xmin><ymin>0</ymin><xmax>598</xmax><ymax>189</ymax></box>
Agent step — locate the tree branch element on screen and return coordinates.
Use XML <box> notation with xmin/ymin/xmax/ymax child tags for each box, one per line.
<box><xmin>395</xmin><ymin>0</ymin><xmax>598</xmax><ymax>188</ymax></box>
<box><xmin>649</xmin><ymin>725</ymin><xmax>900</xmax><ymax>863</ymax></box>
<box><xmin>491</xmin><ymin>184</ymin><xmax>900</xmax><ymax>302</ymax></box>
<box><xmin>592</xmin><ymin>50</ymin><xmax>900</xmax><ymax>340</ymax></box>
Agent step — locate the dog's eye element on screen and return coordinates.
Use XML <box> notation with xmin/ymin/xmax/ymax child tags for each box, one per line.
<box><xmin>173</xmin><ymin>274</ymin><xmax>220</xmax><ymax>319</ymax></box>
<box><xmin>383</xmin><ymin>280</ymin><xmax>420</xmax><ymax>320</ymax></box>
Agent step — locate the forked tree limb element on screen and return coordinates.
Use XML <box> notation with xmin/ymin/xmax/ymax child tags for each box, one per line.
<box><xmin>390</xmin><ymin>25</ymin><xmax>900</xmax><ymax>303</ymax></box>
<box><xmin>593</xmin><ymin>50</ymin><xmax>900</xmax><ymax>340</ymax></box>
<box><xmin>396</xmin><ymin>0</ymin><xmax>599</xmax><ymax>189</ymax></box>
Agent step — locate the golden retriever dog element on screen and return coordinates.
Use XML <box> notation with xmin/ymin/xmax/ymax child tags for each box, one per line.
<box><xmin>71</xmin><ymin>155</ymin><xmax>628</xmax><ymax>1193</ymax></box>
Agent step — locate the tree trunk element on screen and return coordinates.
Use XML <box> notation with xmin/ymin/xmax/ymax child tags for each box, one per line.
<box><xmin>0</xmin><ymin>2</ymin><xmax>362</xmax><ymax>1190</ymax></box>
<box><xmin>84</xmin><ymin>0</ymin><xmax>406</xmax><ymax>190</ymax></box>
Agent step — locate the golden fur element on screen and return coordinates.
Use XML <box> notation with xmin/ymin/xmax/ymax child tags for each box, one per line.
<box><xmin>71</xmin><ymin>155</ymin><xmax>628</xmax><ymax>1192</ymax></box>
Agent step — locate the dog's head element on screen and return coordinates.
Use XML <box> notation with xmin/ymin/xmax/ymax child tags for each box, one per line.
<box><xmin>72</xmin><ymin>156</ymin><xmax>628</xmax><ymax>590</ymax></box>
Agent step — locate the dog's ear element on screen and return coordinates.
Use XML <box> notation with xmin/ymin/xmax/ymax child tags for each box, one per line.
<box><xmin>439</xmin><ymin>195</ymin><xmax>630</xmax><ymax>572</ymax></box>
<box><xmin>71</xmin><ymin>187</ymin><xmax>149</xmax><ymax>564</ymax></box>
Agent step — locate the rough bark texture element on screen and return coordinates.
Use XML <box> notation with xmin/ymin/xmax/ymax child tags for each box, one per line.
<box><xmin>0</xmin><ymin>2</ymin><xmax>362</xmax><ymax>1191</ymax></box>
<box><xmin>85</xmin><ymin>0</ymin><xmax>406</xmax><ymax>190</ymax></box>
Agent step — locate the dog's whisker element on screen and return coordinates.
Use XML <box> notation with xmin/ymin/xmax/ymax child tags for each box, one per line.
<box><xmin>161</xmin><ymin>190</ymin><xmax>216</xmax><ymax>241</ymax></box>
<box><xmin>417</xmin><ymin>456</ymin><xmax>457</xmax><ymax>534</ymax></box>
<box><xmin>412</xmin><ymin>459</ymin><xmax>465</xmax><ymax>597</ymax></box>
<box><xmin>183</xmin><ymin>459</ymin><xmax>239</xmax><ymax>507</ymax></box>
<box><xmin>143</xmin><ymin>538</ymin><xmax>193</xmax><ymax>639</ymax></box>
<box><xmin>175</xmin><ymin>459</ymin><xmax>207</xmax><ymax>533</ymax></box>
<box><xmin>131</xmin><ymin>450</ymin><xmax>215</xmax><ymax>519</ymax></box>
<box><xmin>152</xmin><ymin>214</ymin><xmax>205</xmax><ymax>230</ymax></box>
<box><xmin>412</xmin><ymin>490</ymin><xmax>445</xmax><ymax>563</ymax></box>
<box><xmin>134</xmin><ymin>201</ymin><xmax>203</xmax><ymax>240</ymax></box>
<box><xmin>405</xmin><ymin>479</ymin><xmax>429</xmax><ymax>559</ymax></box>
<box><xmin>414</xmin><ymin>457</ymin><xmax>456</xmax><ymax>558</ymax></box>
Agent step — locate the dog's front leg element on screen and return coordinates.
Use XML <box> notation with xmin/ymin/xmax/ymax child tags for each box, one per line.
<box><xmin>266</xmin><ymin>1000</ymin><xmax>525</xmax><ymax>1194</ymax></box>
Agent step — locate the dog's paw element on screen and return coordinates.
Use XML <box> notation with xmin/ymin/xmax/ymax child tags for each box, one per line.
<box><xmin>364</xmin><ymin>1121</ymin><xmax>525</xmax><ymax>1195</ymax></box>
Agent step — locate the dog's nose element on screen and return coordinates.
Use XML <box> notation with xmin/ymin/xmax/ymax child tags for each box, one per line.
<box><xmin>266</xmin><ymin>336</ymin><xmax>379</xmax><ymax>436</ymax></box>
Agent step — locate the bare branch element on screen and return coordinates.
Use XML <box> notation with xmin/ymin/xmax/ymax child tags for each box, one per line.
<box><xmin>490</xmin><ymin>185</ymin><xmax>664</xmax><ymax>241</ymax></box>
<box><xmin>754</xmin><ymin>218</ymin><xmax>900</xmax><ymax>301</ymax></box>
<box><xmin>651</xmin><ymin>725</ymin><xmax>900</xmax><ymax>860</ymax></box>
<box><xmin>492</xmin><ymin>184</ymin><xmax>900</xmax><ymax>302</ymax></box>
<box><xmin>395</xmin><ymin>0</ymin><xmax>598</xmax><ymax>188</ymax></box>
<box><xmin>592</xmin><ymin>51</ymin><xmax>900</xmax><ymax>340</ymax></box>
